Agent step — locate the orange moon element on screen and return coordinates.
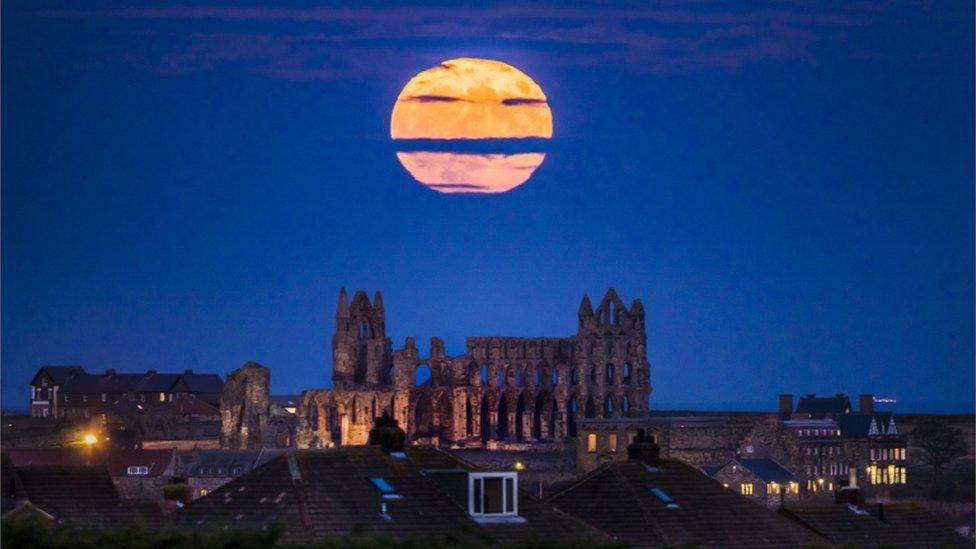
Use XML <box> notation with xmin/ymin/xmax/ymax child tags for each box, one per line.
<box><xmin>391</xmin><ymin>58</ymin><xmax>552</xmax><ymax>193</ymax></box>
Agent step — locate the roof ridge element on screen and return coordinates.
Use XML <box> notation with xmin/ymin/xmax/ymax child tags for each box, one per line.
<box><xmin>608</xmin><ymin>464</ymin><xmax>673</xmax><ymax>546</ymax></box>
<box><xmin>286</xmin><ymin>451</ymin><xmax>315</xmax><ymax>539</ymax></box>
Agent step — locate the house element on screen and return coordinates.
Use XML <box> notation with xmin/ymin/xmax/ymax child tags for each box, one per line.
<box><xmin>792</xmin><ymin>393</ymin><xmax>856</xmax><ymax>419</ymax></box>
<box><xmin>1</xmin><ymin>452</ymin><xmax>164</xmax><ymax>529</ymax></box>
<box><xmin>28</xmin><ymin>366</ymin><xmax>85</xmax><ymax>417</ymax></box>
<box><xmin>94</xmin><ymin>393</ymin><xmax>221</xmax><ymax>444</ymax></box>
<box><xmin>5</xmin><ymin>447</ymin><xmax>179</xmax><ymax>501</ymax></box>
<box><xmin>778</xmin><ymin>483</ymin><xmax>967</xmax><ymax>548</ymax></box>
<box><xmin>173</xmin><ymin>445</ymin><xmax>606</xmax><ymax>544</ymax></box>
<box><xmin>709</xmin><ymin>458</ymin><xmax>801</xmax><ymax>507</ymax></box>
<box><xmin>548</xmin><ymin>432</ymin><xmax>826</xmax><ymax>547</ymax></box>
<box><xmin>28</xmin><ymin>366</ymin><xmax>223</xmax><ymax>420</ymax></box>
<box><xmin>180</xmin><ymin>448</ymin><xmax>285</xmax><ymax>500</ymax></box>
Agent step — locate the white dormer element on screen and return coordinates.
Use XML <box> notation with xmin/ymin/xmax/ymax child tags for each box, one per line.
<box><xmin>868</xmin><ymin>418</ymin><xmax>879</xmax><ymax>436</ymax></box>
<box><xmin>468</xmin><ymin>472</ymin><xmax>525</xmax><ymax>524</ymax></box>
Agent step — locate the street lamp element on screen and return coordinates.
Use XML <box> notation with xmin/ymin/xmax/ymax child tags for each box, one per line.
<box><xmin>83</xmin><ymin>433</ymin><xmax>97</xmax><ymax>445</ymax></box>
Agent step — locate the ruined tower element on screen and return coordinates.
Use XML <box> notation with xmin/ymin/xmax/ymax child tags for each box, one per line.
<box><xmin>332</xmin><ymin>288</ymin><xmax>393</xmax><ymax>389</ymax></box>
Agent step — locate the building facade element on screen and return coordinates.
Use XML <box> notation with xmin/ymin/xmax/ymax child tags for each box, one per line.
<box><xmin>221</xmin><ymin>288</ymin><xmax>653</xmax><ymax>449</ymax></box>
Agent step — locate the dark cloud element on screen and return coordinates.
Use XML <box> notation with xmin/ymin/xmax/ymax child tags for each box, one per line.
<box><xmin>36</xmin><ymin>3</ymin><xmax>892</xmax><ymax>81</ymax></box>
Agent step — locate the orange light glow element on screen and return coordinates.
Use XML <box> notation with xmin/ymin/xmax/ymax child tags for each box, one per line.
<box><xmin>391</xmin><ymin>58</ymin><xmax>552</xmax><ymax>140</ymax></box>
<box><xmin>395</xmin><ymin>152</ymin><xmax>545</xmax><ymax>194</ymax></box>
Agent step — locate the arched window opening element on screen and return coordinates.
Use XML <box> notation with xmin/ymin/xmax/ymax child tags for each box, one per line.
<box><xmin>358</xmin><ymin>320</ymin><xmax>369</xmax><ymax>339</ymax></box>
<box><xmin>606</xmin><ymin>363</ymin><xmax>615</xmax><ymax>384</ymax></box>
<box><xmin>480</xmin><ymin>363</ymin><xmax>490</xmax><ymax>385</ymax></box>
<box><xmin>515</xmin><ymin>369</ymin><xmax>524</xmax><ymax>387</ymax></box>
<box><xmin>622</xmin><ymin>395</ymin><xmax>631</xmax><ymax>417</ymax></box>
<box><xmin>515</xmin><ymin>396</ymin><xmax>526</xmax><ymax>441</ymax></box>
<box><xmin>385</xmin><ymin>365</ymin><xmax>395</xmax><ymax>385</ymax></box>
<box><xmin>415</xmin><ymin>364</ymin><xmax>431</xmax><ymax>386</ymax></box>
<box><xmin>351</xmin><ymin>396</ymin><xmax>359</xmax><ymax>423</ymax></box>
<box><xmin>534</xmin><ymin>369</ymin><xmax>542</xmax><ymax>386</ymax></box>
<box><xmin>623</xmin><ymin>362</ymin><xmax>632</xmax><ymax>384</ymax></box>
<box><xmin>604</xmin><ymin>395</ymin><xmax>614</xmax><ymax>418</ymax></box>
<box><xmin>570</xmin><ymin>368</ymin><xmax>578</xmax><ymax>386</ymax></box>
<box><xmin>498</xmin><ymin>398</ymin><xmax>509</xmax><ymax>439</ymax></box>
<box><xmin>480</xmin><ymin>397</ymin><xmax>491</xmax><ymax>442</ymax></box>
<box><xmin>496</xmin><ymin>368</ymin><xmax>505</xmax><ymax>388</ymax></box>
<box><xmin>590</xmin><ymin>367</ymin><xmax>598</xmax><ymax>385</ymax></box>
<box><xmin>552</xmin><ymin>368</ymin><xmax>559</xmax><ymax>386</ymax></box>
<box><xmin>568</xmin><ymin>396</ymin><xmax>578</xmax><ymax>438</ymax></box>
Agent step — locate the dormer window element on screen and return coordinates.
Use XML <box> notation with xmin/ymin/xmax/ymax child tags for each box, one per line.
<box><xmin>127</xmin><ymin>466</ymin><xmax>149</xmax><ymax>475</ymax></box>
<box><xmin>468</xmin><ymin>472</ymin><xmax>523</xmax><ymax>523</ymax></box>
<box><xmin>368</xmin><ymin>476</ymin><xmax>402</xmax><ymax>500</ymax></box>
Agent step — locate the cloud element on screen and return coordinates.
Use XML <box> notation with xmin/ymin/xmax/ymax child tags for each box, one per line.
<box><xmin>36</xmin><ymin>3</ymin><xmax>887</xmax><ymax>81</ymax></box>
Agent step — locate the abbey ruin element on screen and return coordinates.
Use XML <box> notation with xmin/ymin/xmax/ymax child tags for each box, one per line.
<box><xmin>220</xmin><ymin>288</ymin><xmax>652</xmax><ymax>449</ymax></box>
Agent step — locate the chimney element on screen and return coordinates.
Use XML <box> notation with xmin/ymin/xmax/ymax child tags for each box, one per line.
<box><xmin>627</xmin><ymin>429</ymin><xmax>660</xmax><ymax>466</ymax></box>
<box><xmin>184</xmin><ymin>369</ymin><xmax>194</xmax><ymax>375</ymax></box>
<box><xmin>835</xmin><ymin>468</ymin><xmax>865</xmax><ymax>507</ymax></box>
<box><xmin>778</xmin><ymin>394</ymin><xmax>793</xmax><ymax>418</ymax></box>
<box><xmin>859</xmin><ymin>394</ymin><xmax>874</xmax><ymax>414</ymax></box>
<box><xmin>105</xmin><ymin>369</ymin><xmax>116</xmax><ymax>378</ymax></box>
<box><xmin>146</xmin><ymin>369</ymin><xmax>157</xmax><ymax>377</ymax></box>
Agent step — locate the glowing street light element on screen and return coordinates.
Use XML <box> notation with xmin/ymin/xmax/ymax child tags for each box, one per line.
<box><xmin>514</xmin><ymin>461</ymin><xmax>526</xmax><ymax>472</ymax></box>
<box><xmin>83</xmin><ymin>433</ymin><xmax>97</xmax><ymax>445</ymax></box>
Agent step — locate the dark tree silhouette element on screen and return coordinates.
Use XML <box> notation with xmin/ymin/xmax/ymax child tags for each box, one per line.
<box><xmin>910</xmin><ymin>420</ymin><xmax>968</xmax><ymax>477</ymax></box>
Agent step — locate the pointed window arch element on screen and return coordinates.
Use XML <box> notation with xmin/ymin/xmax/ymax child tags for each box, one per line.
<box><xmin>606</xmin><ymin>363</ymin><xmax>615</xmax><ymax>384</ymax></box>
<box><xmin>622</xmin><ymin>395</ymin><xmax>631</xmax><ymax>417</ymax></box>
<box><xmin>567</xmin><ymin>396</ymin><xmax>578</xmax><ymax>438</ymax></box>
<box><xmin>623</xmin><ymin>363</ymin><xmax>632</xmax><ymax>384</ymax></box>
<box><xmin>480</xmin><ymin>363</ymin><xmax>490</xmax><ymax>385</ymax></box>
<box><xmin>604</xmin><ymin>395</ymin><xmax>614</xmax><ymax>418</ymax></box>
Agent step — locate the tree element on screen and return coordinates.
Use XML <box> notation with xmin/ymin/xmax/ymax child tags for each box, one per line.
<box><xmin>910</xmin><ymin>420</ymin><xmax>969</xmax><ymax>477</ymax></box>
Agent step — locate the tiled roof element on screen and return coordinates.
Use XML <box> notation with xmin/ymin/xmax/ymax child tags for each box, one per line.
<box><xmin>51</xmin><ymin>369</ymin><xmax>221</xmax><ymax>395</ymax></box>
<box><xmin>174</xmin><ymin>446</ymin><xmax>606</xmax><ymax>544</ymax></box>
<box><xmin>103</xmin><ymin>448</ymin><xmax>176</xmax><ymax>477</ymax></box>
<box><xmin>13</xmin><ymin>465</ymin><xmax>164</xmax><ymax>529</ymax></box>
<box><xmin>182</xmin><ymin>449</ymin><xmax>284</xmax><ymax>478</ymax></box>
<box><xmin>7</xmin><ymin>448</ymin><xmax>176</xmax><ymax>478</ymax></box>
<box><xmin>795</xmin><ymin>395</ymin><xmax>852</xmax><ymax>417</ymax></box>
<box><xmin>169</xmin><ymin>394</ymin><xmax>220</xmax><ymax>415</ymax></box>
<box><xmin>699</xmin><ymin>465</ymin><xmax>722</xmax><ymax>477</ymax></box>
<box><xmin>736</xmin><ymin>459</ymin><xmax>800</xmax><ymax>484</ymax></box>
<box><xmin>780</xmin><ymin>502</ymin><xmax>968</xmax><ymax>548</ymax></box>
<box><xmin>549</xmin><ymin>458</ymin><xmax>826</xmax><ymax>548</ymax></box>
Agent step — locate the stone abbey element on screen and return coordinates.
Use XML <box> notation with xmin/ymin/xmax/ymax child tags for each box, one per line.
<box><xmin>220</xmin><ymin>288</ymin><xmax>652</xmax><ymax>449</ymax></box>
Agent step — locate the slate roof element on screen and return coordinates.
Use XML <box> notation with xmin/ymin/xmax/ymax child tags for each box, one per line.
<box><xmin>795</xmin><ymin>394</ymin><xmax>852</xmax><ymax>418</ymax></box>
<box><xmin>40</xmin><ymin>368</ymin><xmax>222</xmax><ymax>395</ymax></box>
<box><xmin>699</xmin><ymin>465</ymin><xmax>722</xmax><ymax>477</ymax></box>
<box><xmin>183</xmin><ymin>449</ymin><xmax>286</xmax><ymax>478</ymax></box>
<box><xmin>836</xmin><ymin>412</ymin><xmax>897</xmax><ymax>438</ymax></box>
<box><xmin>780</xmin><ymin>502</ymin><xmax>968</xmax><ymax>548</ymax></box>
<box><xmin>549</xmin><ymin>458</ymin><xmax>826</xmax><ymax>548</ymax></box>
<box><xmin>174</xmin><ymin>445</ymin><xmax>606</xmax><ymax>544</ymax></box>
<box><xmin>175</xmin><ymin>373</ymin><xmax>223</xmax><ymax>393</ymax></box>
<box><xmin>735</xmin><ymin>459</ymin><xmax>800</xmax><ymax>484</ymax></box>
<box><xmin>34</xmin><ymin>365</ymin><xmax>86</xmax><ymax>384</ymax></box>
<box><xmin>11</xmin><ymin>464</ymin><xmax>164</xmax><ymax>529</ymax></box>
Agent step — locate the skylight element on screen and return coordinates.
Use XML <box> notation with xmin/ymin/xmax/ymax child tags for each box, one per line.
<box><xmin>368</xmin><ymin>476</ymin><xmax>402</xmax><ymax>500</ymax></box>
<box><xmin>649</xmin><ymin>487</ymin><xmax>679</xmax><ymax>509</ymax></box>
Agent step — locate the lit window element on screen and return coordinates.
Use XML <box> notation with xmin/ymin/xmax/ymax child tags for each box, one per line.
<box><xmin>788</xmin><ymin>482</ymin><xmax>799</xmax><ymax>494</ymax></box>
<box><xmin>469</xmin><ymin>472</ymin><xmax>520</xmax><ymax>521</ymax></box>
<box><xmin>767</xmin><ymin>483</ymin><xmax>781</xmax><ymax>495</ymax></box>
<box><xmin>199</xmin><ymin>489</ymin><xmax>210</xmax><ymax>497</ymax></box>
<box><xmin>648</xmin><ymin>487</ymin><xmax>679</xmax><ymax>509</ymax></box>
<box><xmin>609</xmin><ymin>434</ymin><xmax>618</xmax><ymax>453</ymax></box>
<box><xmin>126</xmin><ymin>465</ymin><xmax>149</xmax><ymax>475</ymax></box>
<box><xmin>159</xmin><ymin>393</ymin><xmax>166</xmax><ymax>402</ymax></box>
<box><xmin>740</xmin><ymin>483</ymin><xmax>754</xmax><ymax>495</ymax></box>
<box><xmin>368</xmin><ymin>476</ymin><xmax>402</xmax><ymax>500</ymax></box>
<box><xmin>587</xmin><ymin>433</ymin><xmax>597</xmax><ymax>453</ymax></box>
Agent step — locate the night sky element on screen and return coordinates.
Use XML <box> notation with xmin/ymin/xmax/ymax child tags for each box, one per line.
<box><xmin>2</xmin><ymin>1</ymin><xmax>973</xmax><ymax>412</ymax></box>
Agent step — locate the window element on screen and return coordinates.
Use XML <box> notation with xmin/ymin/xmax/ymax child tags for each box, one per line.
<box><xmin>199</xmin><ymin>489</ymin><xmax>210</xmax><ymax>497</ymax></box>
<box><xmin>740</xmin><ymin>483</ymin><xmax>754</xmax><ymax>495</ymax></box>
<box><xmin>609</xmin><ymin>434</ymin><xmax>618</xmax><ymax>453</ymax></box>
<box><xmin>605</xmin><ymin>363</ymin><xmax>614</xmax><ymax>383</ymax></box>
<box><xmin>127</xmin><ymin>466</ymin><xmax>149</xmax><ymax>475</ymax></box>
<box><xmin>159</xmin><ymin>392</ymin><xmax>166</xmax><ymax>402</ymax></box>
<box><xmin>469</xmin><ymin>472</ymin><xmax>519</xmax><ymax>520</ymax></box>
<box><xmin>101</xmin><ymin>393</ymin><xmax>106</xmax><ymax>402</ymax></box>
<box><xmin>586</xmin><ymin>433</ymin><xmax>598</xmax><ymax>453</ymax></box>
<box><xmin>82</xmin><ymin>394</ymin><xmax>88</xmax><ymax>403</ymax></box>
<box><xmin>232</xmin><ymin>467</ymin><xmax>243</xmax><ymax>475</ymax></box>
<box><xmin>767</xmin><ymin>483</ymin><xmax>781</xmax><ymax>495</ymax></box>
<box><xmin>648</xmin><ymin>487</ymin><xmax>679</xmax><ymax>509</ymax></box>
<box><xmin>368</xmin><ymin>476</ymin><xmax>402</xmax><ymax>500</ymax></box>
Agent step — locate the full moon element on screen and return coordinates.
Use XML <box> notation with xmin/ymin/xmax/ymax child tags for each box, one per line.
<box><xmin>391</xmin><ymin>58</ymin><xmax>552</xmax><ymax>194</ymax></box>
